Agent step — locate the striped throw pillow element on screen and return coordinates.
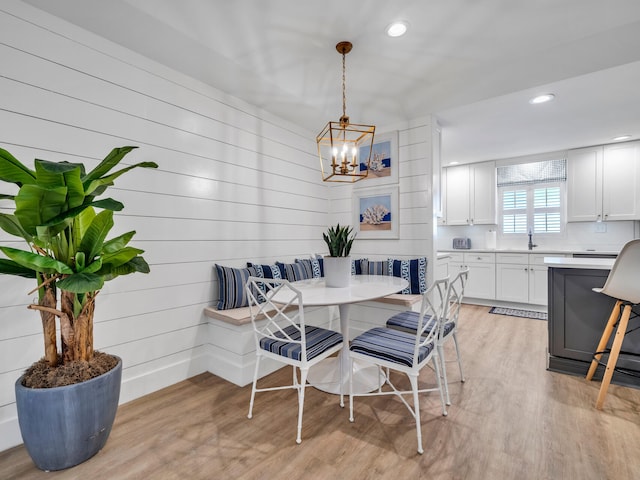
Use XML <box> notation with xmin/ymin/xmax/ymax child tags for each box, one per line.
<box><xmin>215</xmin><ymin>264</ymin><xmax>257</xmax><ymax>310</ymax></box>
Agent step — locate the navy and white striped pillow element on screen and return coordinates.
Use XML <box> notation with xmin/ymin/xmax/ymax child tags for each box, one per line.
<box><xmin>247</xmin><ymin>263</ymin><xmax>282</xmax><ymax>280</ymax></box>
<box><xmin>276</xmin><ymin>262</ymin><xmax>312</xmax><ymax>282</ymax></box>
<box><xmin>365</xmin><ymin>260</ymin><xmax>388</xmax><ymax>275</ymax></box>
<box><xmin>388</xmin><ymin>257</ymin><xmax>427</xmax><ymax>294</ymax></box>
<box><xmin>295</xmin><ymin>258</ymin><xmax>323</xmax><ymax>278</ymax></box>
<box><xmin>215</xmin><ymin>264</ymin><xmax>258</xmax><ymax>310</ymax></box>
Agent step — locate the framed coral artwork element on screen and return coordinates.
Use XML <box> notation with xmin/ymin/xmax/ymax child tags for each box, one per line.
<box><xmin>355</xmin><ymin>130</ymin><xmax>398</xmax><ymax>187</ymax></box>
<box><xmin>352</xmin><ymin>185</ymin><xmax>399</xmax><ymax>239</ymax></box>
<box><xmin>354</xmin><ymin>131</ymin><xmax>398</xmax><ymax>188</ymax></box>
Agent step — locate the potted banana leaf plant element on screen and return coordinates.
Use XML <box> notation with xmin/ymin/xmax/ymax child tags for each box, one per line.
<box><xmin>0</xmin><ymin>145</ymin><xmax>157</xmax><ymax>471</ymax></box>
<box><xmin>322</xmin><ymin>223</ymin><xmax>356</xmax><ymax>287</ymax></box>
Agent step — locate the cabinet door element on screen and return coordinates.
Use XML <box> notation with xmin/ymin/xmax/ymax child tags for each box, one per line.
<box><xmin>567</xmin><ymin>146</ymin><xmax>602</xmax><ymax>222</ymax></box>
<box><xmin>465</xmin><ymin>262</ymin><xmax>496</xmax><ymax>300</ymax></box>
<box><xmin>450</xmin><ymin>260</ymin><xmax>495</xmax><ymax>300</ymax></box>
<box><xmin>444</xmin><ymin>165</ymin><xmax>471</xmax><ymax>225</ymax></box>
<box><xmin>528</xmin><ymin>265</ymin><xmax>548</xmax><ymax>305</ymax></box>
<box><xmin>602</xmin><ymin>141</ymin><xmax>640</xmax><ymax>221</ymax></box>
<box><xmin>471</xmin><ymin>162</ymin><xmax>496</xmax><ymax>224</ymax></box>
<box><xmin>496</xmin><ymin>263</ymin><xmax>529</xmax><ymax>303</ymax></box>
<box><xmin>437</xmin><ymin>167</ymin><xmax>447</xmax><ymax>226</ymax></box>
<box><xmin>435</xmin><ymin>257</ymin><xmax>449</xmax><ymax>280</ymax></box>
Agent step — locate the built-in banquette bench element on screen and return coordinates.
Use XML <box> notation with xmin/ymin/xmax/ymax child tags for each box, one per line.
<box><xmin>203</xmin><ymin>257</ymin><xmax>426</xmax><ymax>387</ymax></box>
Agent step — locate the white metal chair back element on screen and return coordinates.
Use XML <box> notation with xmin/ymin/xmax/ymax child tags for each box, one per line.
<box><xmin>441</xmin><ymin>267</ymin><xmax>469</xmax><ymax>339</ymax></box>
<box><xmin>246</xmin><ymin>276</ymin><xmax>309</xmax><ymax>361</ymax></box>
<box><xmin>597</xmin><ymin>239</ymin><xmax>640</xmax><ymax>304</ymax></box>
<box><xmin>413</xmin><ymin>277</ymin><xmax>448</xmax><ymax>364</ymax></box>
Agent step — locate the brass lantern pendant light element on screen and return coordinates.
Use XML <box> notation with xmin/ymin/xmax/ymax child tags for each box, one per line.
<box><xmin>316</xmin><ymin>41</ymin><xmax>376</xmax><ymax>183</ymax></box>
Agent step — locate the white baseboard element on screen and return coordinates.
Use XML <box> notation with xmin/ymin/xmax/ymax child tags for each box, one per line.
<box><xmin>0</xmin><ymin>414</ymin><xmax>22</xmax><ymax>452</ymax></box>
<box><xmin>119</xmin><ymin>350</ymin><xmax>209</xmax><ymax>404</ymax></box>
<box><xmin>205</xmin><ymin>348</ymin><xmax>283</xmax><ymax>388</ymax></box>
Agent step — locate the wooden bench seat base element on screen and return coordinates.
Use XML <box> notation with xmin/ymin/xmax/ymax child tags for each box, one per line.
<box><xmin>203</xmin><ymin>304</ymin><xmax>297</xmax><ymax>326</ymax></box>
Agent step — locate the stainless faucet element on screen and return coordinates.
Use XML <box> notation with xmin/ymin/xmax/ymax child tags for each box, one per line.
<box><xmin>528</xmin><ymin>229</ymin><xmax>538</xmax><ymax>250</ymax></box>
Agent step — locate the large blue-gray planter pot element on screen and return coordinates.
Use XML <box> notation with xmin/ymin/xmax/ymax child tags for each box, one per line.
<box><xmin>15</xmin><ymin>356</ymin><xmax>122</xmax><ymax>471</ymax></box>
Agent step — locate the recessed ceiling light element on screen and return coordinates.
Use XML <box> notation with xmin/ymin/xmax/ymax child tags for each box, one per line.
<box><xmin>448</xmin><ymin>161</ymin><xmax>459</xmax><ymax>166</ymax></box>
<box><xmin>529</xmin><ymin>93</ymin><xmax>555</xmax><ymax>104</ymax></box>
<box><xmin>386</xmin><ymin>21</ymin><xmax>408</xmax><ymax>37</ymax></box>
<box><xmin>612</xmin><ymin>135</ymin><xmax>632</xmax><ymax>141</ymax></box>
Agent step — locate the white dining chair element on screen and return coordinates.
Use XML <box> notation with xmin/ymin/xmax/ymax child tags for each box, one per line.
<box><xmin>348</xmin><ymin>278</ymin><xmax>449</xmax><ymax>454</ymax></box>
<box><xmin>246</xmin><ymin>276</ymin><xmax>344</xmax><ymax>444</ymax></box>
<box><xmin>385</xmin><ymin>268</ymin><xmax>469</xmax><ymax>405</ymax></box>
<box><xmin>585</xmin><ymin>239</ymin><xmax>640</xmax><ymax>409</ymax></box>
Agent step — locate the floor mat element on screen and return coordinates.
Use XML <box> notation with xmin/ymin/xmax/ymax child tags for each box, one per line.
<box><xmin>488</xmin><ymin>306</ymin><xmax>547</xmax><ymax>320</ymax></box>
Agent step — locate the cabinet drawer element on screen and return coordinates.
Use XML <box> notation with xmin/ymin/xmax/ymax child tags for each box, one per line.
<box><xmin>463</xmin><ymin>252</ymin><xmax>495</xmax><ymax>263</ymax></box>
<box><xmin>496</xmin><ymin>253</ymin><xmax>529</xmax><ymax>264</ymax></box>
<box><xmin>447</xmin><ymin>252</ymin><xmax>464</xmax><ymax>262</ymax></box>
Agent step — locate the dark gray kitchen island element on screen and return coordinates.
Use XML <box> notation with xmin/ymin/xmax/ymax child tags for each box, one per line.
<box><xmin>545</xmin><ymin>256</ymin><xmax>640</xmax><ymax>388</ymax></box>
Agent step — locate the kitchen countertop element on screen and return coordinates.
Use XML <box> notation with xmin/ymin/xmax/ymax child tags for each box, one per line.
<box><xmin>543</xmin><ymin>256</ymin><xmax>615</xmax><ymax>270</ymax></box>
<box><xmin>438</xmin><ymin>248</ymin><xmax>620</xmax><ymax>255</ymax></box>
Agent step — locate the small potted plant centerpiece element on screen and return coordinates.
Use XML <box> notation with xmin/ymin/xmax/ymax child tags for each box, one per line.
<box><xmin>0</xmin><ymin>146</ymin><xmax>157</xmax><ymax>471</ymax></box>
<box><xmin>322</xmin><ymin>223</ymin><xmax>356</xmax><ymax>287</ymax></box>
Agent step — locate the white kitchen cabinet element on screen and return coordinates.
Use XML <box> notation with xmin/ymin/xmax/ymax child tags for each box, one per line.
<box><xmin>435</xmin><ymin>255</ymin><xmax>449</xmax><ymax>280</ymax></box>
<box><xmin>567</xmin><ymin>141</ymin><xmax>640</xmax><ymax>222</ymax></box>
<box><xmin>443</xmin><ymin>162</ymin><xmax>496</xmax><ymax>225</ymax></box>
<box><xmin>443</xmin><ymin>165</ymin><xmax>470</xmax><ymax>225</ymax></box>
<box><xmin>450</xmin><ymin>252</ymin><xmax>496</xmax><ymax>300</ymax></box>
<box><xmin>496</xmin><ymin>253</ymin><xmax>530</xmax><ymax>303</ymax></box>
<box><xmin>437</xmin><ymin>167</ymin><xmax>447</xmax><ymax>226</ymax></box>
<box><xmin>528</xmin><ymin>264</ymin><xmax>549</xmax><ymax>305</ymax></box>
<box><xmin>495</xmin><ymin>253</ymin><xmax>558</xmax><ymax>305</ymax></box>
<box><xmin>442</xmin><ymin>251</ymin><xmax>571</xmax><ymax>305</ymax></box>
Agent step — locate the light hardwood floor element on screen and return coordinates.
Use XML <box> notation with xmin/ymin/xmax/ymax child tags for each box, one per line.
<box><xmin>3</xmin><ymin>304</ymin><xmax>640</xmax><ymax>480</ymax></box>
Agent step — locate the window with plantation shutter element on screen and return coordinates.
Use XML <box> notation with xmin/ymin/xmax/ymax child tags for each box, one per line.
<box><xmin>498</xmin><ymin>160</ymin><xmax>565</xmax><ymax>235</ymax></box>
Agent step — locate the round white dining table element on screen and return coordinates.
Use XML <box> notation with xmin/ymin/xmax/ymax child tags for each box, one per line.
<box><xmin>278</xmin><ymin>275</ymin><xmax>410</xmax><ymax>394</ymax></box>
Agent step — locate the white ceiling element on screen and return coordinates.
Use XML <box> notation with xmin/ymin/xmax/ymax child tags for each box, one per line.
<box><xmin>23</xmin><ymin>0</ymin><xmax>640</xmax><ymax>164</ymax></box>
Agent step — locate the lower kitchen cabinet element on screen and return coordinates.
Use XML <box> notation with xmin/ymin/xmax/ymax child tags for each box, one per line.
<box><xmin>496</xmin><ymin>253</ymin><xmax>553</xmax><ymax>305</ymax></box>
<box><xmin>496</xmin><ymin>261</ymin><xmax>529</xmax><ymax>303</ymax></box>
<box><xmin>443</xmin><ymin>251</ymin><xmax>570</xmax><ymax>306</ymax></box>
<box><xmin>528</xmin><ymin>264</ymin><xmax>549</xmax><ymax>305</ymax></box>
<box><xmin>450</xmin><ymin>252</ymin><xmax>496</xmax><ymax>300</ymax></box>
<box><xmin>435</xmin><ymin>255</ymin><xmax>449</xmax><ymax>280</ymax></box>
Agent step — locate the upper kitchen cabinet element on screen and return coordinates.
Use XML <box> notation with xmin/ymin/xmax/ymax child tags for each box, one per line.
<box><xmin>567</xmin><ymin>141</ymin><xmax>640</xmax><ymax>222</ymax></box>
<box><xmin>443</xmin><ymin>162</ymin><xmax>496</xmax><ymax>225</ymax></box>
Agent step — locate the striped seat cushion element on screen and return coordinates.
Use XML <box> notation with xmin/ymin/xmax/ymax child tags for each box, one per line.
<box><xmin>386</xmin><ymin>311</ymin><xmax>454</xmax><ymax>337</ymax></box>
<box><xmin>350</xmin><ymin>327</ymin><xmax>434</xmax><ymax>367</ymax></box>
<box><xmin>259</xmin><ymin>325</ymin><xmax>342</xmax><ymax>361</ymax></box>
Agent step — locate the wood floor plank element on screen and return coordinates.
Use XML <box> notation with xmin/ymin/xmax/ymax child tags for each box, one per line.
<box><xmin>2</xmin><ymin>304</ymin><xmax>640</xmax><ymax>479</ymax></box>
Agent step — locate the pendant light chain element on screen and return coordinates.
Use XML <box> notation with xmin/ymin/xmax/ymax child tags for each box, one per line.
<box><xmin>342</xmin><ymin>51</ymin><xmax>347</xmax><ymax>121</ymax></box>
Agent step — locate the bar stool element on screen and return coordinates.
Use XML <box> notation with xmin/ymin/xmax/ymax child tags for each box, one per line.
<box><xmin>586</xmin><ymin>239</ymin><xmax>640</xmax><ymax>409</ymax></box>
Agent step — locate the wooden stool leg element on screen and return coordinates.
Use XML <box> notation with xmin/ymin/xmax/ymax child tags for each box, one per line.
<box><xmin>595</xmin><ymin>304</ymin><xmax>632</xmax><ymax>409</ymax></box>
<box><xmin>586</xmin><ymin>300</ymin><xmax>622</xmax><ymax>381</ymax></box>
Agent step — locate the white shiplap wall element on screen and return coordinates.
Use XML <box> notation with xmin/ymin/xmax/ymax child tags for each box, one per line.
<box><xmin>0</xmin><ymin>0</ymin><xmax>329</xmax><ymax>451</ymax></box>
